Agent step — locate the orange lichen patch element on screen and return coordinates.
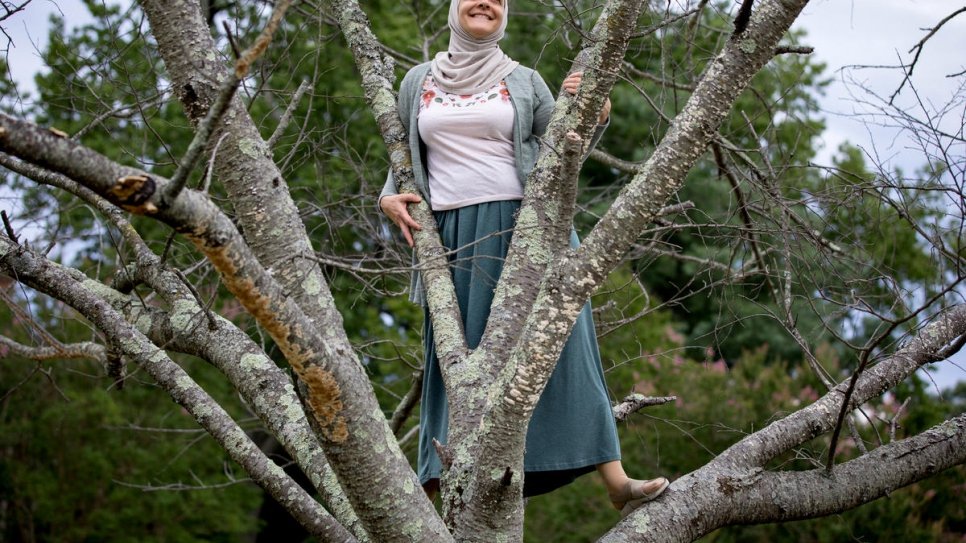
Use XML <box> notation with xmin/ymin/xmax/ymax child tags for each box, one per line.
<box><xmin>122</xmin><ymin>201</ymin><xmax>159</xmax><ymax>214</ymax></box>
<box><xmin>200</xmin><ymin>243</ymin><xmax>297</xmax><ymax>355</ymax></box>
<box><xmin>48</xmin><ymin>127</ymin><xmax>69</xmax><ymax>138</ymax></box>
<box><xmin>304</xmin><ymin>366</ymin><xmax>348</xmax><ymax>443</ymax></box>
<box><xmin>196</xmin><ymin>241</ymin><xmax>347</xmax><ymax>441</ymax></box>
<box><xmin>110</xmin><ymin>175</ymin><xmax>157</xmax><ymax>214</ymax></box>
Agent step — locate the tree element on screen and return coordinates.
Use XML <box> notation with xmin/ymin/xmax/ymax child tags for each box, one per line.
<box><xmin>0</xmin><ymin>0</ymin><xmax>963</xmax><ymax>542</ymax></box>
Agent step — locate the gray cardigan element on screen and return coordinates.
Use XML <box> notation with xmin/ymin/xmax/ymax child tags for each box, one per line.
<box><xmin>381</xmin><ymin>62</ymin><xmax>606</xmax><ymax>302</ymax></box>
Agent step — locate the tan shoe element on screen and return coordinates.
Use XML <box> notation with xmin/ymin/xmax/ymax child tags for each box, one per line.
<box><xmin>610</xmin><ymin>477</ymin><xmax>669</xmax><ymax>518</ymax></box>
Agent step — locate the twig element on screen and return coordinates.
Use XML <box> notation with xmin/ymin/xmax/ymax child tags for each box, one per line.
<box><xmin>164</xmin><ymin>0</ymin><xmax>294</xmax><ymax>204</ymax></box>
<box><xmin>589</xmin><ymin>147</ymin><xmax>644</xmax><ymax>173</ymax></box>
<box><xmin>1</xmin><ymin>210</ymin><xmax>18</xmax><ymax>244</ymax></box>
<box><xmin>173</xmin><ymin>269</ymin><xmax>219</xmax><ymax>331</ymax></box>
<box><xmin>629</xmin><ymin>7</ymin><xmax>700</xmax><ymax>39</ymax></box>
<box><xmin>711</xmin><ymin>141</ymin><xmax>771</xmax><ymax>285</ymax></box>
<box><xmin>891</xmin><ymin>398</ymin><xmax>910</xmax><ymax>442</ymax></box>
<box><xmin>0</xmin><ymin>0</ymin><xmax>31</xmax><ymax>24</ymax></box>
<box><xmin>267</xmin><ymin>79</ymin><xmax>311</xmax><ymax>151</ymax></box>
<box><xmin>890</xmin><ymin>6</ymin><xmax>966</xmax><ymax>103</ymax></box>
<box><xmin>0</xmin><ymin>288</ymin><xmax>64</xmax><ymax>350</ymax></box>
<box><xmin>622</xmin><ymin>61</ymin><xmax>696</xmax><ymax>92</ymax></box>
<box><xmin>774</xmin><ymin>45</ymin><xmax>813</xmax><ymax>55</ymax></box>
<box><xmin>612</xmin><ymin>394</ymin><xmax>676</xmax><ymax>422</ymax></box>
<box><xmin>222</xmin><ymin>21</ymin><xmax>241</xmax><ymax>59</ymax></box>
<box><xmin>389</xmin><ymin>369</ymin><xmax>423</xmax><ymax>435</ymax></box>
<box><xmin>163</xmin><ymin>77</ymin><xmax>241</xmax><ymax>203</ymax></box>
<box><xmin>826</xmin><ymin>281</ymin><xmax>963</xmax><ymax>472</ymax></box>
<box><xmin>0</xmin><ymin>364</ymin><xmax>40</xmax><ymax>403</ymax></box>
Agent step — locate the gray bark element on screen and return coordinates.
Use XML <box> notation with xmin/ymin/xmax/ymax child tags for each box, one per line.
<box><xmin>2</xmin><ymin>0</ymin><xmax>964</xmax><ymax>541</ymax></box>
<box><xmin>0</xmin><ymin>237</ymin><xmax>355</xmax><ymax>543</ymax></box>
<box><xmin>0</xmin><ymin>154</ymin><xmax>347</xmax><ymax>524</ymax></box>
<box><xmin>0</xmin><ymin>113</ymin><xmax>447</xmax><ymax>542</ymax></box>
<box><xmin>599</xmin><ymin>304</ymin><xmax>966</xmax><ymax>542</ymax></box>
<box><xmin>132</xmin><ymin>3</ymin><xmax>448</xmax><ymax>538</ymax></box>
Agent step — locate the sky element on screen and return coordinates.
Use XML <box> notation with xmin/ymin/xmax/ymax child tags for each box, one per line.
<box><xmin>1</xmin><ymin>0</ymin><xmax>964</xmax><ymax>390</ymax></box>
<box><xmin>791</xmin><ymin>0</ymin><xmax>965</xmax><ymax>393</ymax></box>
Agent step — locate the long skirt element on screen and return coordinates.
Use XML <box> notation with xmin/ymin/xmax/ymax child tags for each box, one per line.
<box><xmin>418</xmin><ymin>200</ymin><xmax>621</xmax><ymax>497</ymax></box>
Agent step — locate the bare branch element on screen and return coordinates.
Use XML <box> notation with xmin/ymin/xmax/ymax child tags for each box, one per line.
<box><xmin>612</xmin><ymin>394</ymin><xmax>677</xmax><ymax>422</ymax></box>
<box><xmin>0</xmin><ymin>334</ymin><xmax>106</xmax><ymax>362</ymax></box>
<box><xmin>267</xmin><ymin>79</ymin><xmax>311</xmax><ymax>151</ymax></box>
<box><xmin>0</xmin><ymin>238</ymin><xmax>355</xmax><ymax>542</ymax></box>
<box><xmin>0</xmin><ymin>209</ymin><xmax>17</xmax><ymax>244</ymax></box>
<box><xmin>389</xmin><ymin>369</ymin><xmax>423</xmax><ymax>436</ymax></box>
<box><xmin>0</xmin><ymin>0</ymin><xmax>31</xmax><ymax>24</ymax></box>
<box><xmin>890</xmin><ymin>6</ymin><xmax>966</xmax><ymax>103</ymax></box>
<box><xmin>774</xmin><ymin>45</ymin><xmax>813</xmax><ymax>55</ymax></box>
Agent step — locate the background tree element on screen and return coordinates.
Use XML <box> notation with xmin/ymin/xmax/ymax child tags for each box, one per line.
<box><xmin>0</xmin><ymin>0</ymin><xmax>964</xmax><ymax>542</ymax></box>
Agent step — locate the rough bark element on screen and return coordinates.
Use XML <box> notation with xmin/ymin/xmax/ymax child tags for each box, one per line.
<box><xmin>324</xmin><ymin>0</ymin><xmax>469</xmax><ymax>375</ymax></box>
<box><xmin>0</xmin><ymin>114</ymin><xmax>447</xmax><ymax>542</ymax></box>
<box><xmin>449</xmin><ymin>1</ymin><xmax>649</xmax><ymax>533</ymax></box>
<box><xmin>0</xmin><ymin>238</ymin><xmax>354</xmax><ymax>543</ymax></box>
<box><xmin>597</xmin><ymin>303</ymin><xmax>966</xmax><ymax>542</ymax></box>
<box><xmin>131</xmin><ymin>4</ymin><xmax>448</xmax><ymax>537</ymax></box>
<box><xmin>0</xmin><ymin>154</ymin><xmax>363</xmax><ymax>536</ymax></box>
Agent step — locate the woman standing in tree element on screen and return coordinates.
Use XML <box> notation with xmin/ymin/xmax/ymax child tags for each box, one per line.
<box><xmin>379</xmin><ymin>0</ymin><xmax>667</xmax><ymax>516</ymax></box>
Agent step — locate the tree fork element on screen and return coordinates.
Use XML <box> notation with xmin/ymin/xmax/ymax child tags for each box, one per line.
<box><xmin>0</xmin><ymin>238</ymin><xmax>355</xmax><ymax>543</ymax></box>
<box><xmin>0</xmin><ymin>113</ymin><xmax>449</xmax><ymax>542</ymax></box>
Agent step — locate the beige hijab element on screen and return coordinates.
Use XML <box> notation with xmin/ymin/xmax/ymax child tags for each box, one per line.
<box><xmin>430</xmin><ymin>0</ymin><xmax>519</xmax><ymax>95</ymax></box>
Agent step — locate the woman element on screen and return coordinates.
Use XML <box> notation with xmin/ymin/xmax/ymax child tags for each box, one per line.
<box><xmin>380</xmin><ymin>0</ymin><xmax>667</xmax><ymax>516</ymax></box>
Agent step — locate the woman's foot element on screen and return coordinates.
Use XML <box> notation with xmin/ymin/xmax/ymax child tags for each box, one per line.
<box><xmin>608</xmin><ymin>477</ymin><xmax>669</xmax><ymax>517</ymax></box>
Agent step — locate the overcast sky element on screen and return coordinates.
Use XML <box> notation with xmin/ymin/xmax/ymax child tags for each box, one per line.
<box><xmin>2</xmin><ymin>0</ymin><xmax>964</xmax><ymax>390</ymax></box>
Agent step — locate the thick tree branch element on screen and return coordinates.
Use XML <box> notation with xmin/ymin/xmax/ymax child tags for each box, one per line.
<box><xmin>0</xmin><ymin>154</ymin><xmax>364</xmax><ymax>535</ymax></box>
<box><xmin>596</xmin><ymin>304</ymin><xmax>966</xmax><ymax>543</ymax></box>
<box><xmin>745</xmin><ymin>413</ymin><xmax>966</xmax><ymax>521</ymax></box>
<box><xmin>324</xmin><ymin>0</ymin><xmax>469</xmax><ymax>378</ymax></box>
<box><xmin>599</xmin><ymin>413</ymin><xmax>966</xmax><ymax>543</ymax></box>
<box><xmin>716</xmin><ymin>303</ymin><xmax>966</xmax><ymax>469</ymax></box>
<box><xmin>0</xmin><ymin>238</ymin><xmax>354</xmax><ymax>543</ymax></box>
<box><xmin>0</xmin><ymin>113</ymin><xmax>444</xmax><ymax>542</ymax></box>
<box><xmin>0</xmin><ymin>335</ymin><xmax>106</xmax><ymax>362</ymax></box>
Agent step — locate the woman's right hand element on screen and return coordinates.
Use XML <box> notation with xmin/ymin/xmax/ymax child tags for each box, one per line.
<box><xmin>380</xmin><ymin>193</ymin><xmax>423</xmax><ymax>247</ymax></box>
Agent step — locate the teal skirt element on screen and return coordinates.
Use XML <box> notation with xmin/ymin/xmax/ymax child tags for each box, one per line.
<box><xmin>419</xmin><ymin>200</ymin><xmax>621</xmax><ymax>497</ymax></box>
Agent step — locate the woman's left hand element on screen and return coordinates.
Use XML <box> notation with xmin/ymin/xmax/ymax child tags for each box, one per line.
<box><xmin>562</xmin><ymin>71</ymin><xmax>611</xmax><ymax>125</ymax></box>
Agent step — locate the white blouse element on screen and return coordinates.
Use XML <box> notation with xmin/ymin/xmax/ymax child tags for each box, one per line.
<box><xmin>417</xmin><ymin>75</ymin><xmax>522</xmax><ymax>211</ymax></box>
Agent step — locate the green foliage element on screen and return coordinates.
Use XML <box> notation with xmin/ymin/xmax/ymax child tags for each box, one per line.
<box><xmin>524</xmin><ymin>314</ymin><xmax>966</xmax><ymax>541</ymax></box>
<box><xmin>1</xmin><ymin>0</ymin><xmax>960</xmax><ymax>541</ymax></box>
<box><xmin>0</xmin><ymin>350</ymin><xmax>262</xmax><ymax>542</ymax></box>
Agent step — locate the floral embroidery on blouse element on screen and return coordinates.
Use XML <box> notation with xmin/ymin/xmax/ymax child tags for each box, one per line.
<box><xmin>420</xmin><ymin>75</ymin><xmax>510</xmax><ymax>111</ymax></box>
